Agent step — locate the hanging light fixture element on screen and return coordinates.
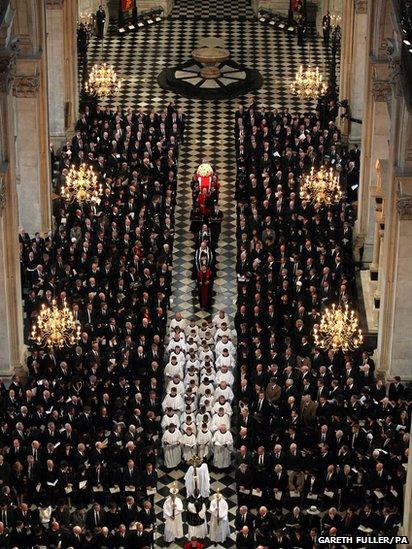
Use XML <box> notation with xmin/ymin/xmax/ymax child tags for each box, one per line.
<box><xmin>78</xmin><ymin>10</ymin><xmax>94</xmax><ymax>31</ymax></box>
<box><xmin>85</xmin><ymin>61</ymin><xmax>122</xmax><ymax>98</ymax></box>
<box><xmin>290</xmin><ymin>64</ymin><xmax>328</xmax><ymax>99</ymax></box>
<box><xmin>314</xmin><ymin>303</ymin><xmax>363</xmax><ymax>352</ymax></box>
<box><xmin>300</xmin><ymin>165</ymin><xmax>342</xmax><ymax>205</ymax></box>
<box><xmin>330</xmin><ymin>13</ymin><xmax>342</xmax><ymax>28</ymax></box>
<box><xmin>61</xmin><ymin>163</ymin><xmax>102</xmax><ymax>203</ymax></box>
<box><xmin>30</xmin><ymin>299</ymin><xmax>81</xmax><ymax>349</ymax></box>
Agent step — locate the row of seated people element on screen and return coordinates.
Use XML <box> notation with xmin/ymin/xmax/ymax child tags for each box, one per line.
<box><xmin>231</xmin><ymin>103</ymin><xmax>410</xmax><ymax>544</ymax></box>
<box><xmin>8</xmin><ymin>103</ymin><xmax>185</xmax><ymax>546</ymax></box>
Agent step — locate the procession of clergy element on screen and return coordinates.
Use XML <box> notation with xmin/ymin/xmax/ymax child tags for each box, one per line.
<box><xmin>161</xmin><ymin>310</ymin><xmax>234</xmax><ymax>544</ymax></box>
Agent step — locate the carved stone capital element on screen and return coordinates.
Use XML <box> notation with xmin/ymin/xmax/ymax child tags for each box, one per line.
<box><xmin>13</xmin><ymin>74</ymin><xmax>40</xmax><ymax>97</ymax></box>
<box><xmin>354</xmin><ymin>0</ymin><xmax>367</xmax><ymax>14</ymax></box>
<box><xmin>396</xmin><ymin>196</ymin><xmax>412</xmax><ymax>220</ymax></box>
<box><xmin>371</xmin><ymin>79</ymin><xmax>391</xmax><ymax>102</ymax></box>
<box><xmin>396</xmin><ymin>179</ymin><xmax>412</xmax><ymax>220</ymax></box>
<box><xmin>0</xmin><ymin>39</ymin><xmax>19</xmax><ymax>94</ymax></box>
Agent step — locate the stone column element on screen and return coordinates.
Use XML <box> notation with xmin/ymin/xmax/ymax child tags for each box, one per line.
<box><xmin>360</xmin><ymin>78</ymin><xmax>390</xmax><ymax>263</ymax></box>
<box><xmin>0</xmin><ymin>12</ymin><xmax>26</xmax><ymax>376</ymax></box>
<box><xmin>14</xmin><ymin>64</ymin><xmax>51</xmax><ymax>235</ymax></box>
<box><xmin>12</xmin><ymin>0</ymin><xmax>51</xmax><ymax>236</ymax></box>
<box><xmin>382</xmin><ymin>178</ymin><xmax>412</xmax><ymax>379</ymax></box>
<box><xmin>348</xmin><ymin>0</ymin><xmax>367</xmax><ymax>143</ymax></box>
<box><xmin>46</xmin><ymin>0</ymin><xmax>79</xmax><ymax>143</ymax></box>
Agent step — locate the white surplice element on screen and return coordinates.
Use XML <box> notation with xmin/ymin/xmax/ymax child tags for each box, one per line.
<box><xmin>162</xmin><ymin>429</ymin><xmax>182</xmax><ymax>468</ymax></box>
<box><xmin>209</xmin><ymin>496</ymin><xmax>230</xmax><ymax>542</ymax></box>
<box><xmin>163</xmin><ymin>495</ymin><xmax>184</xmax><ymax>542</ymax></box>
<box><xmin>212</xmin><ymin>430</ymin><xmax>233</xmax><ymax>468</ymax></box>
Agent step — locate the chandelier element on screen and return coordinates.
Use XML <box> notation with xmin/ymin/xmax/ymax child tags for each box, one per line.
<box><xmin>78</xmin><ymin>11</ymin><xmax>94</xmax><ymax>30</ymax></box>
<box><xmin>290</xmin><ymin>65</ymin><xmax>327</xmax><ymax>99</ymax></box>
<box><xmin>300</xmin><ymin>165</ymin><xmax>342</xmax><ymax>205</ymax></box>
<box><xmin>85</xmin><ymin>62</ymin><xmax>122</xmax><ymax>98</ymax></box>
<box><xmin>61</xmin><ymin>163</ymin><xmax>102</xmax><ymax>203</ymax></box>
<box><xmin>330</xmin><ymin>13</ymin><xmax>342</xmax><ymax>28</ymax></box>
<box><xmin>314</xmin><ymin>303</ymin><xmax>363</xmax><ymax>352</ymax></box>
<box><xmin>30</xmin><ymin>299</ymin><xmax>81</xmax><ymax>349</ymax></box>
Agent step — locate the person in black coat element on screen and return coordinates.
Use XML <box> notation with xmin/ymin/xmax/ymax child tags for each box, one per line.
<box><xmin>234</xmin><ymin>505</ymin><xmax>255</xmax><ymax>532</ymax></box>
<box><xmin>95</xmin><ymin>5</ymin><xmax>106</xmax><ymax>39</ymax></box>
<box><xmin>236</xmin><ymin>525</ymin><xmax>254</xmax><ymax>549</ymax></box>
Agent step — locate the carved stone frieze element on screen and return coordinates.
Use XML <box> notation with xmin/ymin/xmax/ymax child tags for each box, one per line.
<box><xmin>371</xmin><ymin>79</ymin><xmax>391</xmax><ymax>102</ymax></box>
<box><xmin>0</xmin><ymin>38</ymin><xmax>19</xmax><ymax>94</ymax></box>
<box><xmin>12</xmin><ymin>74</ymin><xmax>40</xmax><ymax>97</ymax></box>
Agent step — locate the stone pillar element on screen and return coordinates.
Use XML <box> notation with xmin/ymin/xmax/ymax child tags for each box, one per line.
<box><xmin>14</xmin><ymin>64</ymin><xmax>51</xmax><ymax>235</ymax></box>
<box><xmin>46</xmin><ymin>0</ymin><xmax>79</xmax><ymax>143</ymax></box>
<box><xmin>355</xmin><ymin>0</ymin><xmax>373</xmax><ymax>243</ymax></box>
<box><xmin>0</xmin><ymin>7</ymin><xmax>26</xmax><ymax>376</ymax></box>
<box><xmin>402</xmin><ymin>419</ymin><xmax>412</xmax><ymax>539</ymax></box>
<box><xmin>13</xmin><ymin>0</ymin><xmax>51</xmax><ymax>236</ymax></box>
<box><xmin>382</xmin><ymin>177</ymin><xmax>412</xmax><ymax>379</ymax></box>
<box><xmin>360</xmin><ymin>80</ymin><xmax>390</xmax><ymax>263</ymax></box>
<box><xmin>339</xmin><ymin>0</ymin><xmax>354</xmax><ymax>108</ymax></box>
<box><xmin>348</xmin><ymin>0</ymin><xmax>367</xmax><ymax>143</ymax></box>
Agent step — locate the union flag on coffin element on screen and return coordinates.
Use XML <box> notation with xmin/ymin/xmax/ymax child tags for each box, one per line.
<box><xmin>121</xmin><ymin>0</ymin><xmax>133</xmax><ymax>12</ymax></box>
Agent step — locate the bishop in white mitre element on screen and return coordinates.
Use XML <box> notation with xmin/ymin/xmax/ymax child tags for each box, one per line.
<box><xmin>209</xmin><ymin>491</ymin><xmax>231</xmax><ymax>543</ymax></box>
<box><xmin>163</xmin><ymin>484</ymin><xmax>184</xmax><ymax>542</ymax></box>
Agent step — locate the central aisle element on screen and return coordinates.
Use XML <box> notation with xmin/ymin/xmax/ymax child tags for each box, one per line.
<box><xmin>86</xmin><ymin>1</ymin><xmax>330</xmax><ymax>546</ymax></box>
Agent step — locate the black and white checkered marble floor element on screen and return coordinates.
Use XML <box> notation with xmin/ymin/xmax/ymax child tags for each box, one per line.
<box><xmin>84</xmin><ymin>2</ymin><xmax>333</xmax><ymax>545</ymax></box>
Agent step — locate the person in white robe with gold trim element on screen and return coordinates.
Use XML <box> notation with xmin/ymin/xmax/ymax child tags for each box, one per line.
<box><xmin>163</xmin><ymin>484</ymin><xmax>184</xmax><ymax>542</ymax></box>
<box><xmin>209</xmin><ymin>491</ymin><xmax>230</xmax><ymax>543</ymax></box>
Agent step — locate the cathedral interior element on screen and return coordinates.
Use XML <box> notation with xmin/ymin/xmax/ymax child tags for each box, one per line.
<box><xmin>0</xmin><ymin>0</ymin><xmax>411</xmax><ymax>547</ymax></box>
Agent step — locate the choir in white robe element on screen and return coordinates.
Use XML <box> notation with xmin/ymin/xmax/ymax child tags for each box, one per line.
<box><xmin>180</xmin><ymin>432</ymin><xmax>197</xmax><ymax>461</ymax></box>
<box><xmin>162</xmin><ymin>392</ymin><xmax>184</xmax><ymax>413</ymax></box>
<box><xmin>196</xmin><ymin>428</ymin><xmax>213</xmax><ymax>460</ymax></box>
<box><xmin>162</xmin><ymin>428</ymin><xmax>182</xmax><ymax>468</ymax></box>
<box><xmin>212</xmin><ymin>429</ymin><xmax>233</xmax><ymax>468</ymax></box>
<box><xmin>210</xmin><ymin>413</ymin><xmax>230</xmax><ymax>433</ymax></box>
<box><xmin>163</xmin><ymin>495</ymin><xmax>184</xmax><ymax>542</ymax></box>
<box><xmin>209</xmin><ymin>496</ymin><xmax>230</xmax><ymax>542</ymax></box>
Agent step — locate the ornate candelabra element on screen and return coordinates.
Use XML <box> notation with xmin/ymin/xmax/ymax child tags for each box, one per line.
<box><xmin>314</xmin><ymin>303</ymin><xmax>363</xmax><ymax>352</ymax></box>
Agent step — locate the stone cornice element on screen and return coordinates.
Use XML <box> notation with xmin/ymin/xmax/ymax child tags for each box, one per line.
<box><xmin>45</xmin><ymin>0</ymin><xmax>64</xmax><ymax>8</ymax></box>
<box><xmin>0</xmin><ymin>38</ymin><xmax>18</xmax><ymax>94</ymax></box>
<box><xmin>12</xmin><ymin>73</ymin><xmax>40</xmax><ymax>97</ymax></box>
